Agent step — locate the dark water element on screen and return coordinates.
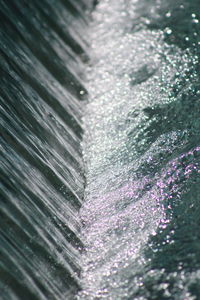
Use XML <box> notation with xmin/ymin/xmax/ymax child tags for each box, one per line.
<box><xmin>0</xmin><ymin>0</ymin><xmax>92</xmax><ymax>299</ymax></box>
<box><xmin>1</xmin><ymin>0</ymin><xmax>200</xmax><ymax>299</ymax></box>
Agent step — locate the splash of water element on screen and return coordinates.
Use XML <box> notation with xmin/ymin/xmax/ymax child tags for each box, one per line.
<box><xmin>78</xmin><ymin>0</ymin><xmax>200</xmax><ymax>299</ymax></box>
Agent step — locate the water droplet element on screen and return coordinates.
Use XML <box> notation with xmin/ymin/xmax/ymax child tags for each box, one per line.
<box><xmin>192</xmin><ymin>19</ymin><xmax>199</xmax><ymax>24</ymax></box>
<box><xmin>166</xmin><ymin>12</ymin><xmax>171</xmax><ymax>18</ymax></box>
<box><xmin>165</xmin><ymin>28</ymin><xmax>172</xmax><ymax>35</ymax></box>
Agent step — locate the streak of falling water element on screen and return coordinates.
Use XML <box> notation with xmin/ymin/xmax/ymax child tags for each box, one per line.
<box><xmin>0</xmin><ymin>0</ymin><xmax>93</xmax><ymax>299</ymax></box>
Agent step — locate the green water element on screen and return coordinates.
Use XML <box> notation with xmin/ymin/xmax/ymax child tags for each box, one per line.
<box><xmin>1</xmin><ymin>0</ymin><xmax>200</xmax><ymax>299</ymax></box>
<box><xmin>78</xmin><ymin>1</ymin><xmax>200</xmax><ymax>299</ymax></box>
<box><xmin>0</xmin><ymin>0</ymin><xmax>91</xmax><ymax>299</ymax></box>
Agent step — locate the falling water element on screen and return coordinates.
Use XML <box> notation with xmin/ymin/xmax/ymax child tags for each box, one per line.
<box><xmin>0</xmin><ymin>0</ymin><xmax>92</xmax><ymax>299</ymax></box>
<box><xmin>2</xmin><ymin>0</ymin><xmax>200</xmax><ymax>299</ymax></box>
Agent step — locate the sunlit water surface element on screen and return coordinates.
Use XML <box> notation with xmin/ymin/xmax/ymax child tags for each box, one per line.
<box><xmin>78</xmin><ymin>0</ymin><xmax>200</xmax><ymax>299</ymax></box>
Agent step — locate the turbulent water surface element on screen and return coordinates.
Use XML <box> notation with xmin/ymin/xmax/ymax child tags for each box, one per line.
<box><xmin>79</xmin><ymin>0</ymin><xmax>200</xmax><ymax>299</ymax></box>
<box><xmin>1</xmin><ymin>0</ymin><xmax>200</xmax><ymax>299</ymax></box>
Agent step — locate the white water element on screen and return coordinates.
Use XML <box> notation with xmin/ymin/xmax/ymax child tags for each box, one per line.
<box><xmin>77</xmin><ymin>0</ymin><xmax>197</xmax><ymax>299</ymax></box>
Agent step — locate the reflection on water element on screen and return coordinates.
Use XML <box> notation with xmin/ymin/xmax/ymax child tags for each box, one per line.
<box><xmin>79</xmin><ymin>0</ymin><xmax>200</xmax><ymax>299</ymax></box>
<box><xmin>2</xmin><ymin>0</ymin><xmax>200</xmax><ymax>299</ymax></box>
